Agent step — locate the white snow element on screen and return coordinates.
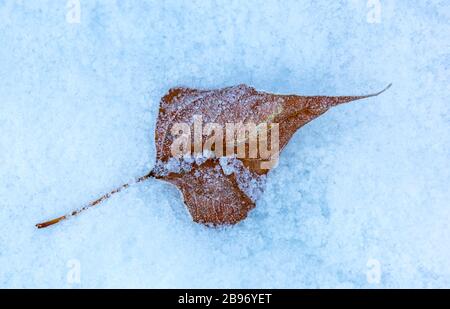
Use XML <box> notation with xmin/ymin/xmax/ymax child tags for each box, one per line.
<box><xmin>0</xmin><ymin>0</ymin><xmax>449</xmax><ymax>288</ymax></box>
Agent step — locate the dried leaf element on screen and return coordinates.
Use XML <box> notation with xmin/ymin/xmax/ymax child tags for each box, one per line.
<box><xmin>151</xmin><ymin>84</ymin><xmax>391</xmax><ymax>225</ymax></box>
<box><xmin>36</xmin><ymin>83</ymin><xmax>390</xmax><ymax>228</ymax></box>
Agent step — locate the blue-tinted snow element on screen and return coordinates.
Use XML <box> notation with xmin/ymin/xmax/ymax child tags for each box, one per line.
<box><xmin>0</xmin><ymin>0</ymin><xmax>449</xmax><ymax>287</ymax></box>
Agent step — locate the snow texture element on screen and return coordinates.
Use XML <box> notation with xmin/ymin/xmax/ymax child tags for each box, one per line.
<box><xmin>0</xmin><ymin>0</ymin><xmax>449</xmax><ymax>288</ymax></box>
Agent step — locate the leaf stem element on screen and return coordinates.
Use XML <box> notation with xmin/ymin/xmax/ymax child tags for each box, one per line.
<box><xmin>36</xmin><ymin>170</ymin><xmax>155</xmax><ymax>229</ymax></box>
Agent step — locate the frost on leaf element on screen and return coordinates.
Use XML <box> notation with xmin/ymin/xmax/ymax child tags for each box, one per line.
<box><xmin>36</xmin><ymin>83</ymin><xmax>390</xmax><ymax>229</ymax></box>
<box><xmin>152</xmin><ymin>84</ymin><xmax>391</xmax><ymax>225</ymax></box>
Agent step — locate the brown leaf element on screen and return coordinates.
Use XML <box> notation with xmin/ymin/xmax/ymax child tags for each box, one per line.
<box><xmin>36</xmin><ymin>83</ymin><xmax>390</xmax><ymax>228</ymax></box>
<box><xmin>151</xmin><ymin>84</ymin><xmax>391</xmax><ymax>225</ymax></box>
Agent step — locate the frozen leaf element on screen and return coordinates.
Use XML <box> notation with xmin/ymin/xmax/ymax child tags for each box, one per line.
<box><xmin>36</xmin><ymin>83</ymin><xmax>391</xmax><ymax>228</ymax></box>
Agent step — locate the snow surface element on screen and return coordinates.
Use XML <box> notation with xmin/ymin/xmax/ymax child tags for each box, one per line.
<box><xmin>0</xmin><ymin>0</ymin><xmax>449</xmax><ymax>288</ymax></box>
